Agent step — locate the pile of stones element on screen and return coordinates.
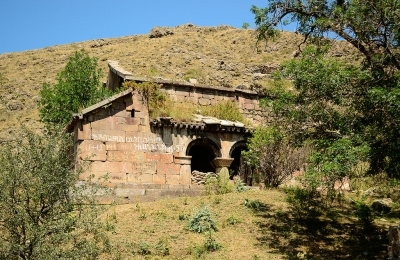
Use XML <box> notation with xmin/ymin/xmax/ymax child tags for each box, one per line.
<box><xmin>191</xmin><ymin>170</ymin><xmax>217</xmax><ymax>185</ymax></box>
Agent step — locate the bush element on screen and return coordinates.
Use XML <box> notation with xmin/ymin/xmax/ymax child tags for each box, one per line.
<box><xmin>0</xmin><ymin>127</ymin><xmax>109</xmax><ymax>259</ymax></box>
<box><xmin>234</xmin><ymin>177</ymin><xmax>249</xmax><ymax>193</ymax></box>
<box><xmin>285</xmin><ymin>187</ymin><xmax>324</xmax><ymax>220</ymax></box>
<box><xmin>205</xmin><ymin>169</ymin><xmax>234</xmax><ymax>195</ymax></box>
<box><xmin>39</xmin><ymin>49</ymin><xmax>113</xmax><ymax>126</ymax></box>
<box><xmin>203</xmin><ymin>232</ymin><xmax>222</xmax><ymax>252</ymax></box>
<box><xmin>243</xmin><ymin>126</ymin><xmax>310</xmax><ymax>187</ymax></box>
<box><xmin>187</xmin><ymin>206</ymin><xmax>218</xmax><ymax>233</ymax></box>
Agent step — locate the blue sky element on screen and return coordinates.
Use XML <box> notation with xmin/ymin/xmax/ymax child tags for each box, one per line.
<box><xmin>0</xmin><ymin>1</ymin><xmax>295</xmax><ymax>54</ymax></box>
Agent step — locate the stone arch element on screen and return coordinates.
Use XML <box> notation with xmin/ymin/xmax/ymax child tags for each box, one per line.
<box><xmin>228</xmin><ymin>140</ymin><xmax>249</xmax><ymax>181</ymax></box>
<box><xmin>186</xmin><ymin>137</ymin><xmax>221</xmax><ymax>173</ymax></box>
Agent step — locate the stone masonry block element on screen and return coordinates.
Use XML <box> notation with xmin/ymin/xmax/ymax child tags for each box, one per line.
<box><xmin>174</xmin><ymin>155</ymin><xmax>192</xmax><ymax>165</ymax></box>
<box><xmin>135</xmin><ymin>111</ymin><xmax>146</xmax><ymax>118</ymax></box>
<box><xmin>198</xmin><ymin>98</ymin><xmax>211</xmax><ymax>106</ymax></box>
<box><xmin>180</xmin><ymin>165</ymin><xmax>192</xmax><ymax>185</ymax></box>
<box><xmin>109</xmin><ymin>172</ymin><xmax>128</xmax><ymax>183</ymax></box>
<box><xmin>108</xmin><ymin>150</ymin><xmax>137</xmax><ymax>162</ymax></box>
<box><xmin>176</xmin><ymin>95</ymin><xmax>185</xmax><ymax>103</ymax></box>
<box><xmin>157</xmin><ymin>163</ymin><xmax>180</xmax><ymax>175</ymax></box>
<box><xmin>153</xmin><ymin>174</ymin><xmax>166</xmax><ymax>184</ymax></box>
<box><xmin>111</xmin><ymin>102</ymin><xmax>125</xmax><ymax>110</ymax></box>
<box><xmin>76</xmin><ymin>122</ymin><xmax>91</xmax><ymax>140</ymax></box>
<box><xmin>113</xmin><ymin>109</ymin><xmax>129</xmax><ymax>118</ymax></box>
<box><xmin>126</xmin><ymin>117</ymin><xmax>141</xmax><ymax>125</ymax></box>
<box><xmin>185</xmin><ymin>96</ymin><xmax>197</xmax><ymax>103</ymax></box>
<box><xmin>166</xmin><ymin>175</ymin><xmax>180</xmax><ymax>185</ymax></box>
<box><xmin>90</xmin><ymin>161</ymin><xmax>133</xmax><ymax>174</ymax></box>
<box><xmin>138</xmin><ymin>174</ymin><xmax>153</xmax><ymax>183</ymax></box>
<box><xmin>91</xmin><ymin>129</ymin><xmax>125</xmax><ymax>142</ymax></box>
<box><xmin>123</xmin><ymin>124</ymin><xmax>139</xmax><ymax>132</ymax></box>
<box><xmin>244</xmin><ymin>103</ymin><xmax>255</xmax><ymax>110</ymax></box>
<box><xmin>78</xmin><ymin>140</ymin><xmax>107</xmax><ymax>161</ymax></box>
<box><xmin>146</xmin><ymin>153</ymin><xmax>173</xmax><ymax>163</ymax></box>
<box><xmin>138</xmin><ymin>125</ymin><xmax>150</xmax><ymax>133</ymax></box>
<box><xmin>133</xmin><ymin>161</ymin><xmax>157</xmax><ymax>174</ymax></box>
<box><xmin>114</xmin><ymin>188</ymin><xmax>145</xmax><ymax>197</ymax></box>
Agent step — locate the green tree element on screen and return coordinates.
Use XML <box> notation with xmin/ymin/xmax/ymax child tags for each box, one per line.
<box><xmin>39</xmin><ymin>49</ymin><xmax>112</xmax><ymax>126</ymax></box>
<box><xmin>252</xmin><ymin>0</ymin><xmax>400</xmax><ymax>178</ymax></box>
<box><xmin>0</xmin><ymin>127</ymin><xmax>109</xmax><ymax>259</ymax></box>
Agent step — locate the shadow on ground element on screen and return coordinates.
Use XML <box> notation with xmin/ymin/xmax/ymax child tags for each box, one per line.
<box><xmin>249</xmin><ymin>201</ymin><xmax>388</xmax><ymax>260</ymax></box>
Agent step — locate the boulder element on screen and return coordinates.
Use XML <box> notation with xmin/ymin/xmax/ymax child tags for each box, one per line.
<box><xmin>149</xmin><ymin>26</ymin><xmax>174</xmax><ymax>38</ymax></box>
<box><xmin>372</xmin><ymin>198</ymin><xmax>393</xmax><ymax>213</ymax></box>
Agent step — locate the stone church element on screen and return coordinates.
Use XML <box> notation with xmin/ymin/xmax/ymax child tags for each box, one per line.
<box><xmin>67</xmin><ymin>61</ymin><xmax>265</xmax><ymax>202</ymax></box>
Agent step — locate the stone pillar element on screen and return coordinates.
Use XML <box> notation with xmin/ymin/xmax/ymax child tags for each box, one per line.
<box><xmin>212</xmin><ymin>157</ymin><xmax>234</xmax><ymax>175</ymax></box>
<box><xmin>175</xmin><ymin>155</ymin><xmax>192</xmax><ymax>184</ymax></box>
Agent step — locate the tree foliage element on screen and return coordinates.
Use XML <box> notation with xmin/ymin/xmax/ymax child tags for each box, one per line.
<box><xmin>0</xmin><ymin>127</ymin><xmax>109</xmax><ymax>259</ymax></box>
<box><xmin>243</xmin><ymin>126</ymin><xmax>310</xmax><ymax>187</ymax></box>
<box><xmin>39</xmin><ymin>49</ymin><xmax>112</xmax><ymax>126</ymax></box>
<box><xmin>252</xmin><ymin>0</ymin><xmax>400</xmax><ymax>178</ymax></box>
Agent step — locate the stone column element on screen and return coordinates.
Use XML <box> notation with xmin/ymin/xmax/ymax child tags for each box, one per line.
<box><xmin>175</xmin><ymin>155</ymin><xmax>192</xmax><ymax>185</ymax></box>
<box><xmin>212</xmin><ymin>157</ymin><xmax>234</xmax><ymax>175</ymax></box>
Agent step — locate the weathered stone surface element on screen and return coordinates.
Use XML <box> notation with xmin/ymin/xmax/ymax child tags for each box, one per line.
<box><xmin>166</xmin><ymin>174</ymin><xmax>180</xmax><ymax>185</ymax></box>
<box><xmin>91</xmin><ymin>129</ymin><xmax>125</xmax><ymax>142</ymax></box>
<box><xmin>114</xmin><ymin>188</ymin><xmax>146</xmax><ymax>197</ymax></box>
<box><xmin>138</xmin><ymin>125</ymin><xmax>150</xmax><ymax>132</ymax></box>
<box><xmin>109</xmin><ymin>172</ymin><xmax>127</xmax><ymax>182</ymax></box>
<box><xmin>191</xmin><ymin>171</ymin><xmax>217</xmax><ymax>185</ymax></box>
<box><xmin>78</xmin><ymin>140</ymin><xmax>107</xmax><ymax>161</ymax></box>
<box><xmin>388</xmin><ymin>226</ymin><xmax>400</xmax><ymax>260</ymax></box>
<box><xmin>198</xmin><ymin>98</ymin><xmax>211</xmax><ymax>106</ymax></box>
<box><xmin>149</xmin><ymin>26</ymin><xmax>174</xmax><ymax>38</ymax></box>
<box><xmin>146</xmin><ymin>153</ymin><xmax>173</xmax><ymax>163</ymax></box>
<box><xmin>174</xmin><ymin>155</ymin><xmax>192</xmax><ymax>165</ymax></box>
<box><xmin>133</xmin><ymin>161</ymin><xmax>157</xmax><ymax>174</ymax></box>
<box><xmin>157</xmin><ymin>163</ymin><xmax>180</xmax><ymax>175</ymax></box>
<box><xmin>76</xmin><ymin>122</ymin><xmax>91</xmax><ymax>140</ymax></box>
<box><xmin>137</xmin><ymin>173</ymin><xmax>153</xmax><ymax>183</ymax></box>
<box><xmin>90</xmin><ymin>161</ymin><xmax>133</xmax><ymax>173</ymax></box>
<box><xmin>153</xmin><ymin>174</ymin><xmax>166</xmax><ymax>184</ymax></box>
<box><xmin>180</xmin><ymin>165</ymin><xmax>192</xmax><ymax>184</ymax></box>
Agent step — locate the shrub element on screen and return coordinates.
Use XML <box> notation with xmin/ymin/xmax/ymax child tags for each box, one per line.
<box><xmin>122</xmin><ymin>81</ymin><xmax>166</xmax><ymax>118</ymax></box>
<box><xmin>183</xmin><ymin>68</ymin><xmax>206</xmax><ymax>83</ymax></box>
<box><xmin>244</xmin><ymin>198</ymin><xmax>262</xmax><ymax>210</ymax></box>
<box><xmin>243</xmin><ymin>126</ymin><xmax>310</xmax><ymax>187</ymax></box>
<box><xmin>39</xmin><ymin>49</ymin><xmax>113</xmax><ymax>126</ymax></box>
<box><xmin>285</xmin><ymin>187</ymin><xmax>324</xmax><ymax>220</ymax></box>
<box><xmin>205</xmin><ymin>169</ymin><xmax>234</xmax><ymax>195</ymax></box>
<box><xmin>234</xmin><ymin>177</ymin><xmax>249</xmax><ymax>193</ymax></box>
<box><xmin>187</xmin><ymin>206</ymin><xmax>218</xmax><ymax>233</ymax></box>
<box><xmin>203</xmin><ymin>232</ymin><xmax>222</xmax><ymax>252</ymax></box>
<box><xmin>0</xmin><ymin>127</ymin><xmax>109</xmax><ymax>259</ymax></box>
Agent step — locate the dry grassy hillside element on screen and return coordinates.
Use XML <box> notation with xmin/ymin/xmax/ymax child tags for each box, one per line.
<box><xmin>0</xmin><ymin>24</ymin><xmax>355</xmax><ymax>141</ymax></box>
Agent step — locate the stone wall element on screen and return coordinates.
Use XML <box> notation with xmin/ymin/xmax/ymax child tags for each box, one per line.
<box><xmin>159</xmin><ymin>83</ymin><xmax>265</xmax><ymax>125</ymax></box>
<box><xmin>71</xmin><ymin>89</ymin><xmax>248</xmax><ymax>203</ymax></box>
<box><xmin>107</xmin><ymin>60</ymin><xmax>267</xmax><ymax>125</ymax></box>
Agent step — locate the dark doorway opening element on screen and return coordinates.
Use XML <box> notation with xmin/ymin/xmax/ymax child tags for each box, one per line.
<box><xmin>187</xmin><ymin>138</ymin><xmax>220</xmax><ymax>173</ymax></box>
<box><xmin>229</xmin><ymin>141</ymin><xmax>251</xmax><ymax>185</ymax></box>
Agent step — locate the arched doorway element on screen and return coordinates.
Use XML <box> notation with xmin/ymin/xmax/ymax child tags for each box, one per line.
<box><xmin>229</xmin><ymin>141</ymin><xmax>251</xmax><ymax>184</ymax></box>
<box><xmin>186</xmin><ymin>138</ymin><xmax>220</xmax><ymax>173</ymax></box>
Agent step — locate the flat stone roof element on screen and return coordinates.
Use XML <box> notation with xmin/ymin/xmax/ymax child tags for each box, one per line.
<box><xmin>108</xmin><ymin>60</ymin><xmax>259</xmax><ymax>96</ymax></box>
<box><xmin>151</xmin><ymin>115</ymin><xmax>251</xmax><ymax>133</ymax></box>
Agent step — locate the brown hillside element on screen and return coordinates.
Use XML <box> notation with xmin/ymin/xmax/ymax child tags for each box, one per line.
<box><xmin>0</xmin><ymin>24</ymin><xmax>355</xmax><ymax>141</ymax></box>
